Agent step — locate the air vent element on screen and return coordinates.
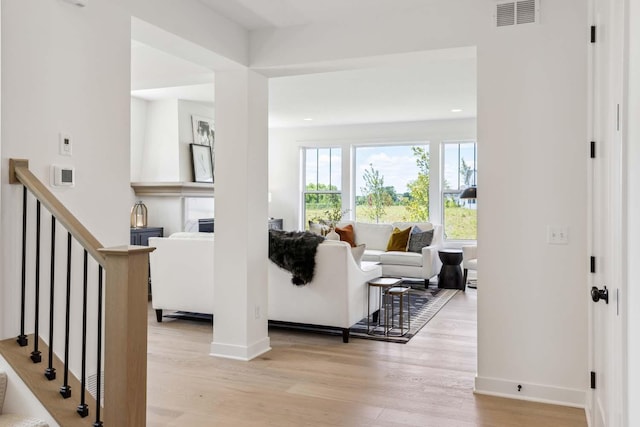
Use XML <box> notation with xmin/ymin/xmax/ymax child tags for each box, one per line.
<box><xmin>496</xmin><ymin>0</ymin><xmax>538</xmax><ymax>27</ymax></box>
<box><xmin>517</xmin><ymin>0</ymin><xmax>536</xmax><ymax>24</ymax></box>
<box><xmin>497</xmin><ymin>2</ymin><xmax>515</xmax><ymax>27</ymax></box>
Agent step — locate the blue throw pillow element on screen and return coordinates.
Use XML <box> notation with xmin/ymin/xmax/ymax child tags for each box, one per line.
<box><xmin>407</xmin><ymin>226</ymin><xmax>434</xmax><ymax>253</ymax></box>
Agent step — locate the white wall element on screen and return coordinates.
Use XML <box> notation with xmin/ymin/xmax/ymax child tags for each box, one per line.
<box><xmin>250</xmin><ymin>0</ymin><xmax>483</xmax><ymax>74</ymax></box>
<box><xmin>476</xmin><ymin>2</ymin><xmax>588</xmax><ymax>406</ymax></box>
<box><xmin>130</xmin><ymin>98</ymin><xmax>214</xmax><ymax>234</ymax></box>
<box><xmin>138</xmin><ymin>99</ymin><xmax>179</xmax><ymax>181</ymax></box>
<box><xmin>0</xmin><ymin>0</ymin><xmax>131</xmax><ymax>419</ymax></box>
<box><xmin>265</xmin><ymin>0</ymin><xmax>588</xmax><ymax>407</ymax></box>
<box><xmin>131</xmin><ymin>98</ymin><xmax>214</xmax><ymax>184</ymax></box>
<box><xmin>269</xmin><ymin>118</ymin><xmax>477</xmax><ymax>231</ymax></box>
<box><xmin>626</xmin><ymin>0</ymin><xmax>639</xmax><ymax>422</ymax></box>
<box><xmin>0</xmin><ymin>0</ymin><xmax>246</xmax><ymax>417</ymax></box>
<box><xmin>130</xmin><ymin>97</ymin><xmax>148</xmax><ymax>182</ymax></box>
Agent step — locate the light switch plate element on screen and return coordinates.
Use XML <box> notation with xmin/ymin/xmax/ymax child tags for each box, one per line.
<box><xmin>59</xmin><ymin>133</ymin><xmax>72</xmax><ymax>156</ymax></box>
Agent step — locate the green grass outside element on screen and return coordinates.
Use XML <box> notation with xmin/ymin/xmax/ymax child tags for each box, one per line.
<box><xmin>306</xmin><ymin>204</ymin><xmax>476</xmax><ymax>240</ymax></box>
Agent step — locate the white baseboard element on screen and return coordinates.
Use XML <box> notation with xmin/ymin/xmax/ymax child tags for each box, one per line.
<box><xmin>210</xmin><ymin>337</ymin><xmax>271</xmax><ymax>361</ymax></box>
<box><xmin>474</xmin><ymin>376</ymin><xmax>587</xmax><ymax>409</ymax></box>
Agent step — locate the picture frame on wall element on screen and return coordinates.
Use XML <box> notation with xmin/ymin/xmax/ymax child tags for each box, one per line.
<box><xmin>190</xmin><ymin>143</ymin><xmax>214</xmax><ymax>183</ymax></box>
<box><xmin>191</xmin><ymin>115</ymin><xmax>215</xmax><ymax>146</ymax></box>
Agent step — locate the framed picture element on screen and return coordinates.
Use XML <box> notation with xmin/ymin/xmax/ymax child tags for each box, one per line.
<box><xmin>190</xmin><ymin>144</ymin><xmax>214</xmax><ymax>183</ymax></box>
<box><xmin>191</xmin><ymin>115</ymin><xmax>215</xmax><ymax>147</ymax></box>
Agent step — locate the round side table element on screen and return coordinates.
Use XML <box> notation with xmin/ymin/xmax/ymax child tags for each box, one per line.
<box><xmin>438</xmin><ymin>249</ymin><xmax>465</xmax><ymax>291</ymax></box>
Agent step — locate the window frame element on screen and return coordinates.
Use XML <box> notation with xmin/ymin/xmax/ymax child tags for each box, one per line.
<box><xmin>441</xmin><ymin>140</ymin><xmax>477</xmax><ymax>241</ymax></box>
<box><xmin>301</xmin><ymin>147</ymin><xmax>342</xmax><ymax>229</ymax></box>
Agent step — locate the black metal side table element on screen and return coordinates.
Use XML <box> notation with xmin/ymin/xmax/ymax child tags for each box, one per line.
<box><xmin>438</xmin><ymin>249</ymin><xmax>465</xmax><ymax>291</ymax></box>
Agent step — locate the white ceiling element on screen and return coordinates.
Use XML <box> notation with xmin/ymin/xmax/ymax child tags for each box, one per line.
<box><xmin>198</xmin><ymin>0</ymin><xmax>436</xmax><ymax>30</ymax></box>
<box><xmin>131</xmin><ymin>2</ymin><xmax>477</xmax><ymax>128</ymax></box>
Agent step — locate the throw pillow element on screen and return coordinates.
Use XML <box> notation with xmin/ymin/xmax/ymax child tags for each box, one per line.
<box><xmin>335</xmin><ymin>224</ymin><xmax>356</xmax><ymax>247</ymax></box>
<box><xmin>386</xmin><ymin>226</ymin><xmax>412</xmax><ymax>252</ymax></box>
<box><xmin>407</xmin><ymin>226</ymin><xmax>434</xmax><ymax>253</ymax></box>
<box><xmin>351</xmin><ymin>244</ymin><xmax>366</xmax><ymax>266</ymax></box>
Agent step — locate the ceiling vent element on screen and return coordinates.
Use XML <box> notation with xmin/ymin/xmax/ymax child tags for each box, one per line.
<box><xmin>496</xmin><ymin>0</ymin><xmax>538</xmax><ymax>27</ymax></box>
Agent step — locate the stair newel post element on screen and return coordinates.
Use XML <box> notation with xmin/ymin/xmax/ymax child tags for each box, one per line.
<box><xmin>93</xmin><ymin>265</ymin><xmax>104</xmax><ymax>427</ymax></box>
<box><xmin>30</xmin><ymin>200</ymin><xmax>42</xmax><ymax>364</ymax></box>
<box><xmin>17</xmin><ymin>186</ymin><xmax>28</xmax><ymax>347</ymax></box>
<box><xmin>60</xmin><ymin>232</ymin><xmax>72</xmax><ymax>398</ymax></box>
<box><xmin>77</xmin><ymin>250</ymin><xmax>89</xmax><ymax>418</ymax></box>
<box><xmin>99</xmin><ymin>245</ymin><xmax>154</xmax><ymax>427</ymax></box>
<box><xmin>45</xmin><ymin>216</ymin><xmax>57</xmax><ymax>380</ymax></box>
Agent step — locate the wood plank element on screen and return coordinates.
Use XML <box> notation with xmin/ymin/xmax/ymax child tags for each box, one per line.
<box><xmin>0</xmin><ymin>336</ymin><xmax>97</xmax><ymax>427</ymax></box>
<box><xmin>146</xmin><ymin>289</ymin><xmax>587</xmax><ymax>426</ymax></box>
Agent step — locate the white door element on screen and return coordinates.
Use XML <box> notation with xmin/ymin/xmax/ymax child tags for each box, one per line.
<box><xmin>589</xmin><ymin>0</ymin><xmax>626</xmax><ymax>425</ymax></box>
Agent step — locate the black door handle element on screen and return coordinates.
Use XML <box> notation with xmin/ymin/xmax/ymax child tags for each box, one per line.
<box><xmin>591</xmin><ymin>286</ymin><xmax>609</xmax><ymax>304</ymax></box>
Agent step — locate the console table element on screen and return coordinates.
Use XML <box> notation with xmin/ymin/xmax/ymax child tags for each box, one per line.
<box><xmin>130</xmin><ymin>227</ymin><xmax>164</xmax><ymax>246</ymax></box>
<box><xmin>198</xmin><ymin>218</ymin><xmax>283</xmax><ymax>232</ymax></box>
<box><xmin>130</xmin><ymin>227</ymin><xmax>163</xmax><ymax>299</ymax></box>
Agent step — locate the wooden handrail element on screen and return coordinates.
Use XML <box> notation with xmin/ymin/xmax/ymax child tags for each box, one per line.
<box><xmin>9</xmin><ymin>159</ymin><xmax>106</xmax><ymax>265</ymax></box>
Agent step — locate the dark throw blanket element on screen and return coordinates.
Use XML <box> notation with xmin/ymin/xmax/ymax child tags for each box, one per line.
<box><xmin>268</xmin><ymin>229</ymin><xmax>325</xmax><ymax>286</ymax></box>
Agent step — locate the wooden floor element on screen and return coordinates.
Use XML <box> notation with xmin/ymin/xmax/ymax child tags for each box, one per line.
<box><xmin>146</xmin><ymin>289</ymin><xmax>587</xmax><ymax>427</ymax></box>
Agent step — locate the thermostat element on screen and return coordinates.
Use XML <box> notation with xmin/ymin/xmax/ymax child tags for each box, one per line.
<box><xmin>51</xmin><ymin>165</ymin><xmax>75</xmax><ymax>188</ymax></box>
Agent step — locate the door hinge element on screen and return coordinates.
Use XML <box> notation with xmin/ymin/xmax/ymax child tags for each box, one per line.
<box><xmin>590</xmin><ymin>256</ymin><xmax>596</xmax><ymax>273</ymax></box>
<box><xmin>590</xmin><ymin>26</ymin><xmax>596</xmax><ymax>43</ymax></box>
<box><xmin>590</xmin><ymin>141</ymin><xmax>596</xmax><ymax>159</ymax></box>
<box><xmin>590</xmin><ymin>371</ymin><xmax>596</xmax><ymax>389</ymax></box>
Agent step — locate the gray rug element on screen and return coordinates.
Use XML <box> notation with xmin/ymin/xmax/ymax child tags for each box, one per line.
<box><xmin>349</xmin><ymin>285</ymin><xmax>459</xmax><ymax>343</ymax></box>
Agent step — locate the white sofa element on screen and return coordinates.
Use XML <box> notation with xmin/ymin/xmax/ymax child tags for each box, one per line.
<box><xmin>268</xmin><ymin>240</ymin><xmax>382</xmax><ymax>342</ymax></box>
<box><xmin>148</xmin><ymin>233</ymin><xmax>214</xmax><ymax>322</ymax></box>
<box><xmin>335</xmin><ymin>221</ymin><xmax>443</xmax><ymax>283</ymax></box>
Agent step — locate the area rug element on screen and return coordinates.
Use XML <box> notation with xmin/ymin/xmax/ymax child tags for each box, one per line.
<box><xmin>349</xmin><ymin>285</ymin><xmax>459</xmax><ymax>344</ymax></box>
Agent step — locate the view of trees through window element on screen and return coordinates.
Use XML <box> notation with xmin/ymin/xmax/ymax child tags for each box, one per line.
<box><xmin>442</xmin><ymin>142</ymin><xmax>477</xmax><ymax>240</ymax></box>
<box><xmin>303</xmin><ymin>143</ymin><xmax>477</xmax><ymax>240</ymax></box>
<box><xmin>303</xmin><ymin>148</ymin><xmax>342</xmax><ymax>228</ymax></box>
<box><xmin>355</xmin><ymin>145</ymin><xmax>430</xmax><ymax>223</ymax></box>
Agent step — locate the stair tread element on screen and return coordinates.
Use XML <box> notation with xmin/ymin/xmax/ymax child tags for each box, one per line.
<box><xmin>0</xmin><ymin>336</ymin><xmax>98</xmax><ymax>427</ymax></box>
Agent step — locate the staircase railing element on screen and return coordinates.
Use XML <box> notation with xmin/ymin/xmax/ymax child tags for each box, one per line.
<box><xmin>6</xmin><ymin>159</ymin><xmax>153</xmax><ymax>426</ymax></box>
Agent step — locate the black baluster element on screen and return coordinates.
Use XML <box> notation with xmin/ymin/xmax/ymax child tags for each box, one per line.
<box><xmin>93</xmin><ymin>266</ymin><xmax>104</xmax><ymax>427</ymax></box>
<box><xmin>60</xmin><ymin>232</ymin><xmax>72</xmax><ymax>399</ymax></box>
<box><xmin>45</xmin><ymin>217</ymin><xmax>56</xmax><ymax>380</ymax></box>
<box><xmin>31</xmin><ymin>200</ymin><xmax>42</xmax><ymax>364</ymax></box>
<box><xmin>17</xmin><ymin>186</ymin><xmax>28</xmax><ymax>347</ymax></box>
<box><xmin>77</xmin><ymin>250</ymin><xmax>89</xmax><ymax>418</ymax></box>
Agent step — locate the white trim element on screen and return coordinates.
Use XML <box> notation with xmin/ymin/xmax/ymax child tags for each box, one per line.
<box><xmin>209</xmin><ymin>337</ymin><xmax>271</xmax><ymax>361</ymax></box>
<box><xmin>474</xmin><ymin>376</ymin><xmax>587</xmax><ymax>409</ymax></box>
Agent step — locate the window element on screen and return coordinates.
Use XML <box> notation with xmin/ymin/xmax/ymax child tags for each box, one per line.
<box><xmin>354</xmin><ymin>144</ymin><xmax>429</xmax><ymax>223</ymax></box>
<box><xmin>442</xmin><ymin>142</ymin><xmax>477</xmax><ymax>240</ymax></box>
<box><xmin>303</xmin><ymin>148</ymin><xmax>342</xmax><ymax>228</ymax></box>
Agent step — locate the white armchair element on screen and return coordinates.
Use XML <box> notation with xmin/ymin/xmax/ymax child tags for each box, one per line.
<box><xmin>462</xmin><ymin>245</ymin><xmax>477</xmax><ymax>289</ymax></box>
<box><xmin>148</xmin><ymin>233</ymin><xmax>214</xmax><ymax>321</ymax></box>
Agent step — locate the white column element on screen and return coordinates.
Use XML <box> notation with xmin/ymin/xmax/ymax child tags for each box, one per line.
<box><xmin>210</xmin><ymin>68</ymin><xmax>270</xmax><ymax>360</ymax></box>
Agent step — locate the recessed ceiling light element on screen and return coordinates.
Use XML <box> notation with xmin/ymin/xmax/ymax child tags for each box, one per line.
<box><xmin>303</xmin><ymin>118</ymin><xmax>314</xmax><ymax>121</ymax></box>
<box><xmin>451</xmin><ymin>109</ymin><xmax>463</xmax><ymax>113</ymax></box>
